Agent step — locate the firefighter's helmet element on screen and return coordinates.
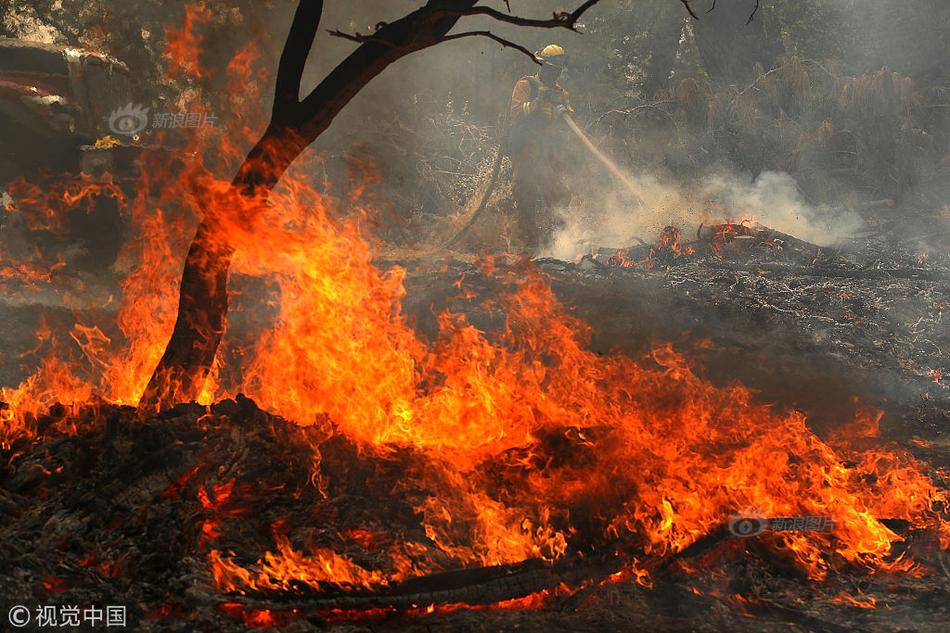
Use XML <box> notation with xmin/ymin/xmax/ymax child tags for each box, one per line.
<box><xmin>536</xmin><ymin>44</ymin><xmax>568</xmax><ymax>68</ymax></box>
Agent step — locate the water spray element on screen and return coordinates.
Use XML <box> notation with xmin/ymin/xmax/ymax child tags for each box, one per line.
<box><xmin>561</xmin><ymin>113</ymin><xmax>643</xmax><ymax>205</ymax></box>
<box><xmin>447</xmin><ymin>112</ymin><xmax>642</xmax><ymax>249</ymax></box>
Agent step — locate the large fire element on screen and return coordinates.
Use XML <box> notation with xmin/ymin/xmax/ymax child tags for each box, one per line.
<box><xmin>0</xmin><ymin>5</ymin><xmax>946</xmax><ymax>619</ymax></box>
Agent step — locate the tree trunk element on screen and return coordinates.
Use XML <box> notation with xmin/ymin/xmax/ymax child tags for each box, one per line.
<box><xmin>138</xmin><ymin>126</ymin><xmax>305</xmax><ymax>411</ymax></box>
<box><xmin>140</xmin><ymin>1</ymin><xmax>480</xmax><ymax>411</ymax></box>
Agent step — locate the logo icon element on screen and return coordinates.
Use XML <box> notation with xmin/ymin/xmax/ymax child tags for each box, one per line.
<box><xmin>727</xmin><ymin>508</ymin><xmax>768</xmax><ymax>537</ymax></box>
<box><xmin>108</xmin><ymin>102</ymin><xmax>149</xmax><ymax>136</ymax></box>
<box><xmin>8</xmin><ymin>605</ymin><xmax>30</xmax><ymax>627</ymax></box>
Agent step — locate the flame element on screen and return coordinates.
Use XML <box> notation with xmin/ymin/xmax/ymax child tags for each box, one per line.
<box><xmin>0</xmin><ymin>2</ymin><xmax>946</xmax><ymax>616</ymax></box>
<box><xmin>164</xmin><ymin>2</ymin><xmax>213</xmax><ymax>80</ymax></box>
<box><xmin>833</xmin><ymin>590</ymin><xmax>879</xmax><ymax>609</ymax></box>
<box><xmin>214</xmin><ymin>172</ymin><xmax>947</xmax><ymax>584</ymax></box>
<box><xmin>217</xmin><ymin>603</ymin><xmax>297</xmax><ymax>629</ymax></box>
<box><xmin>0</xmin><ymin>7</ymin><xmax>258</xmax><ymax>426</ymax></box>
<box><xmin>210</xmin><ymin>537</ymin><xmax>387</xmax><ymax>594</ymax></box>
<box><xmin>0</xmin><ymin>156</ymin><xmax>194</xmax><ymax>427</ymax></box>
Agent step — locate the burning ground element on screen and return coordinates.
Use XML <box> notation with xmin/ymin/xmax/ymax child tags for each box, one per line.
<box><xmin>1</xmin><ymin>225</ymin><xmax>948</xmax><ymax>632</ymax></box>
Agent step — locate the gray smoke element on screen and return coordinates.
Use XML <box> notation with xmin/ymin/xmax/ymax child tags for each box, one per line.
<box><xmin>545</xmin><ymin>167</ymin><xmax>864</xmax><ymax>260</ymax></box>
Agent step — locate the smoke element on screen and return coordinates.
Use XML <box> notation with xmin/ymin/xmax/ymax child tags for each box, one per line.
<box><xmin>545</xmin><ymin>166</ymin><xmax>865</xmax><ymax>260</ymax></box>
<box><xmin>698</xmin><ymin>171</ymin><xmax>864</xmax><ymax>245</ymax></box>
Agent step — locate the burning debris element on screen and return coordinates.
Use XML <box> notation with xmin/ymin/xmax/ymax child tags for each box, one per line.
<box><xmin>592</xmin><ymin>221</ymin><xmax>948</xmax><ymax>274</ymax></box>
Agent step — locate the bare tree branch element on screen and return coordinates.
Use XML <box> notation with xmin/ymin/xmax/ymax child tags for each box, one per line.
<box><xmin>680</xmin><ymin>0</ymin><xmax>700</xmax><ymax>20</ymax></box>
<box><xmin>440</xmin><ymin>31</ymin><xmax>538</xmax><ymax>63</ymax></box>
<box><xmin>324</xmin><ymin>0</ymin><xmax>607</xmax><ymax>81</ymax></box>
<box><xmin>326</xmin><ymin>29</ymin><xmax>399</xmax><ymax>49</ymax></box>
<box><xmin>746</xmin><ymin>0</ymin><xmax>761</xmax><ymax>24</ymax></box>
<box><xmin>328</xmin><ymin>28</ymin><xmax>538</xmax><ymax>64</ymax></box>
<box><xmin>707</xmin><ymin>0</ymin><xmax>717</xmax><ymax>13</ymax></box>
<box><xmin>436</xmin><ymin>0</ymin><xmax>602</xmax><ymax>31</ymax></box>
<box><xmin>327</xmin><ymin>0</ymin><xmax>605</xmax><ymax>50</ymax></box>
<box><xmin>273</xmin><ymin>0</ymin><xmax>324</xmax><ymax>115</ymax></box>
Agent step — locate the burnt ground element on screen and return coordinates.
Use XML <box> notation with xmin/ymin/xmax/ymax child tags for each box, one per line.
<box><xmin>1</xmin><ymin>228</ymin><xmax>948</xmax><ymax>632</ymax></box>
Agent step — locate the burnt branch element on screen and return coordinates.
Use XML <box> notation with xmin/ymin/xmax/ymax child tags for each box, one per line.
<box><xmin>326</xmin><ymin>29</ymin><xmax>399</xmax><ymax>49</ymax></box>
<box><xmin>436</xmin><ymin>0</ymin><xmax>602</xmax><ymax>31</ymax></box>
<box><xmin>273</xmin><ymin>0</ymin><xmax>324</xmax><ymax>114</ymax></box>
<box><xmin>326</xmin><ymin>0</ymin><xmax>604</xmax><ymax>59</ymax></box>
<box><xmin>747</xmin><ymin>0</ymin><xmax>761</xmax><ymax>24</ymax></box>
<box><xmin>441</xmin><ymin>31</ymin><xmax>538</xmax><ymax>63</ymax></box>
<box><xmin>308</xmin><ymin>0</ymin><xmax>608</xmax><ymax>120</ymax></box>
<box><xmin>680</xmin><ymin>0</ymin><xmax>700</xmax><ymax>20</ymax></box>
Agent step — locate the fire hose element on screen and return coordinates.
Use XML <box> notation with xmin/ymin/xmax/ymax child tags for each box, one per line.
<box><xmin>447</xmin><ymin>111</ymin><xmax>641</xmax><ymax>248</ymax></box>
<box><xmin>445</xmin><ymin>108</ymin><xmax>509</xmax><ymax>249</ymax></box>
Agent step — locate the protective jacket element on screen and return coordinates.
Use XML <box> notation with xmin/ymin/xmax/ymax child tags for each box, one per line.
<box><xmin>508</xmin><ymin>75</ymin><xmax>573</xmax><ymax>154</ymax></box>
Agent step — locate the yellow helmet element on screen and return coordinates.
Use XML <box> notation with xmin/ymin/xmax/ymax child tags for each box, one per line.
<box><xmin>536</xmin><ymin>44</ymin><xmax>568</xmax><ymax>68</ymax></box>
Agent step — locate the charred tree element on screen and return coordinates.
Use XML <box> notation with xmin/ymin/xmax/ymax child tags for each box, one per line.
<box><xmin>141</xmin><ymin>0</ymin><xmax>604</xmax><ymax>410</ymax></box>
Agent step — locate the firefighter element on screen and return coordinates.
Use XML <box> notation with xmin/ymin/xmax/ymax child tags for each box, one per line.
<box><xmin>508</xmin><ymin>44</ymin><xmax>574</xmax><ymax>252</ymax></box>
